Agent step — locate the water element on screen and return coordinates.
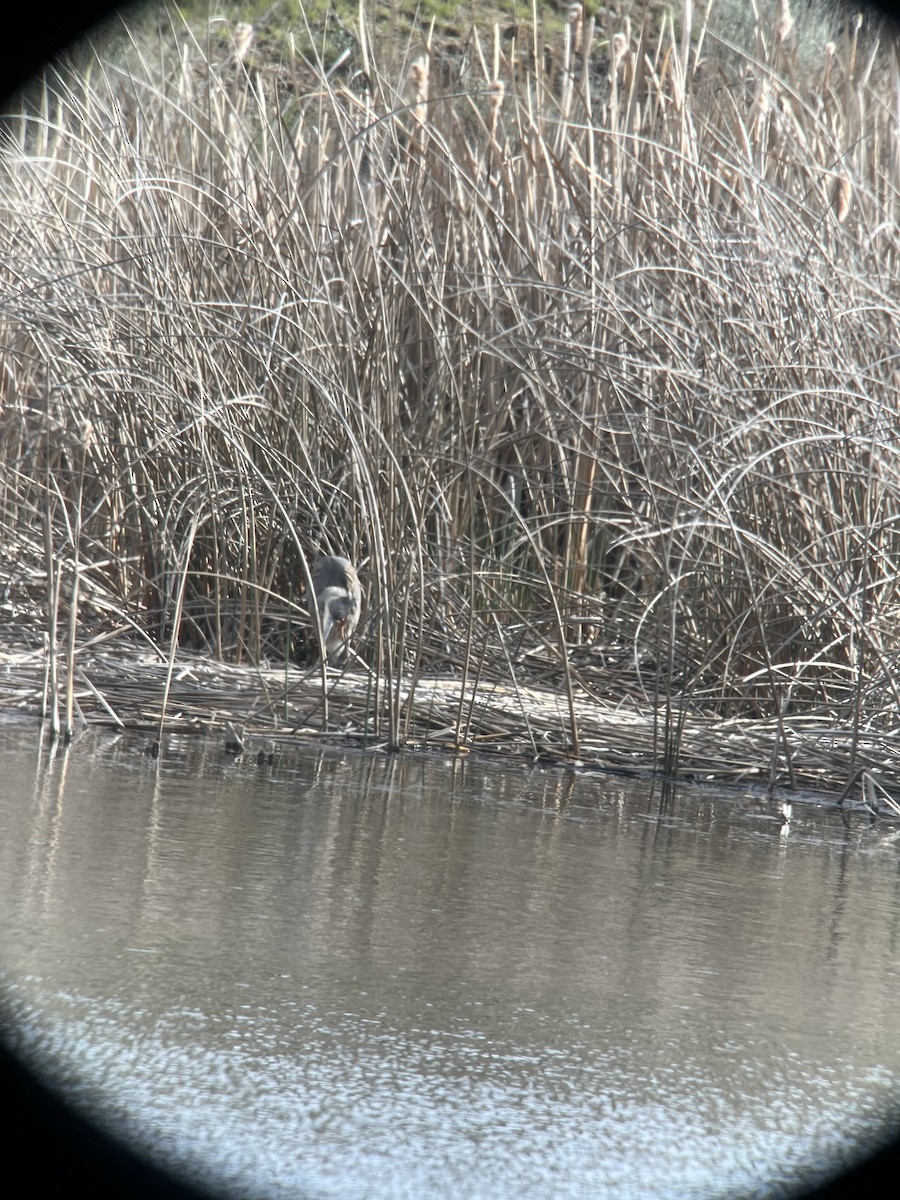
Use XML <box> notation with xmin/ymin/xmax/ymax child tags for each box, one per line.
<box><xmin>1</xmin><ymin>715</ymin><xmax>899</xmax><ymax>1199</ymax></box>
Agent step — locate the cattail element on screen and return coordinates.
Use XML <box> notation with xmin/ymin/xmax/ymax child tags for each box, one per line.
<box><xmin>487</xmin><ymin>79</ymin><xmax>505</xmax><ymax>143</ymax></box>
<box><xmin>775</xmin><ymin>0</ymin><xmax>794</xmax><ymax>45</ymax></box>
<box><xmin>611</xmin><ymin>31</ymin><xmax>629</xmax><ymax>75</ymax></box>
<box><xmin>232</xmin><ymin>23</ymin><xmax>254</xmax><ymax>65</ymax></box>
<box><xmin>821</xmin><ymin>40</ymin><xmax>836</xmax><ymax>94</ymax></box>
<box><xmin>409</xmin><ymin>55</ymin><xmax>429</xmax><ymax>129</ymax></box>
<box><xmin>567</xmin><ymin>4</ymin><xmax>584</xmax><ymax>57</ymax></box>
<box><xmin>849</xmin><ymin>12</ymin><xmax>864</xmax><ymax>77</ymax></box>
<box><xmin>754</xmin><ymin>76</ymin><xmax>773</xmax><ymax>119</ymax></box>
<box><xmin>833</xmin><ymin>173</ymin><xmax>852</xmax><ymax>223</ymax></box>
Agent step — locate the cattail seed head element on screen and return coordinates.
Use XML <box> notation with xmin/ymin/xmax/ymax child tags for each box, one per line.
<box><xmin>233</xmin><ymin>23</ymin><xmax>254</xmax><ymax>64</ymax></box>
<box><xmin>833</xmin><ymin>174</ymin><xmax>852</xmax><ymax>223</ymax></box>
<box><xmin>775</xmin><ymin>0</ymin><xmax>794</xmax><ymax>44</ymax></box>
<box><xmin>408</xmin><ymin>55</ymin><xmax>429</xmax><ymax>127</ymax></box>
<box><xmin>567</xmin><ymin>4</ymin><xmax>584</xmax><ymax>55</ymax></box>
<box><xmin>611</xmin><ymin>32</ymin><xmax>629</xmax><ymax>74</ymax></box>
<box><xmin>487</xmin><ymin>79</ymin><xmax>505</xmax><ymax>142</ymax></box>
<box><xmin>409</xmin><ymin>56</ymin><xmax>429</xmax><ymax>102</ymax></box>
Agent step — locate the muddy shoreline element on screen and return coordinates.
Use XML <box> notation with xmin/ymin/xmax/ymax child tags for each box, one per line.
<box><xmin>3</xmin><ymin>624</ymin><xmax>899</xmax><ymax>816</ymax></box>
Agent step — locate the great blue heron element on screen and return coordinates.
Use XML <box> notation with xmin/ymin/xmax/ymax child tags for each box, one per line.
<box><xmin>310</xmin><ymin>555</ymin><xmax>362</xmax><ymax>662</ymax></box>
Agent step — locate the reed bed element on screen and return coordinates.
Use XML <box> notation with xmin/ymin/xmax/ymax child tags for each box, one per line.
<box><xmin>1</xmin><ymin>1</ymin><xmax>899</xmax><ymax>798</ymax></box>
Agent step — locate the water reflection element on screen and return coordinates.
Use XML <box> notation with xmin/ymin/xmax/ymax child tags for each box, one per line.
<box><xmin>1</xmin><ymin>718</ymin><xmax>899</xmax><ymax>1199</ymax></box>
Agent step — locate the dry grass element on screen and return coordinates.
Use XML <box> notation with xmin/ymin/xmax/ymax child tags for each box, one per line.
<box><xmin>1</xmin><ymin>1</ymin><xmax>899</xmax><ymax>792</ymax></box>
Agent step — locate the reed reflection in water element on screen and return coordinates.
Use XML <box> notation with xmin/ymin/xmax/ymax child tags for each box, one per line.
<box><xmin>1</xmin><ymin>719</ymin><xmax>899</xmax><ymax>1200</ymax></box>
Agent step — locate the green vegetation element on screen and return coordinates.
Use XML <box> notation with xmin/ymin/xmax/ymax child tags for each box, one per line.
<box><xmin>1</xmin><ymin>1</ymin><xmax>898</xmax><ymax>772</ymax></box>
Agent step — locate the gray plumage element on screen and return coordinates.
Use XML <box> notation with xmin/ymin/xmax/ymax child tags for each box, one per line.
<box><xmin>310</xmin><ymin>555</ymin><xmax>362</xmax><ymax>660</ymax></box>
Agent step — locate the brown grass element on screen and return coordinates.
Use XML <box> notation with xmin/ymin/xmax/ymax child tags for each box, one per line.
<box><xmin>1</xmin><ymin>1</ymin><xmax>899</xmax><ymax>789</ymax></box>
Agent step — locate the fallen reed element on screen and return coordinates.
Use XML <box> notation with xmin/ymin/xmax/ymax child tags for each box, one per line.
<box><xmin>1</xmin><ymin>1</ymin><xmax>899</xmax><ymax>773</ymax></box>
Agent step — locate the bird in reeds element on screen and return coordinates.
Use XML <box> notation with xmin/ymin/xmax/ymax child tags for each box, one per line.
<box><xmin>310</xmin><ymin>555</ymin><xmax>362</xmax><ymax>662</ymax></box>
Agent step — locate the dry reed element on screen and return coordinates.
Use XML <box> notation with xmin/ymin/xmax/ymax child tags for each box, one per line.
<box><xmin>1</xmin><ymin>1</ymin><xmax>899</xmax><ymax>793</ymax></box>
